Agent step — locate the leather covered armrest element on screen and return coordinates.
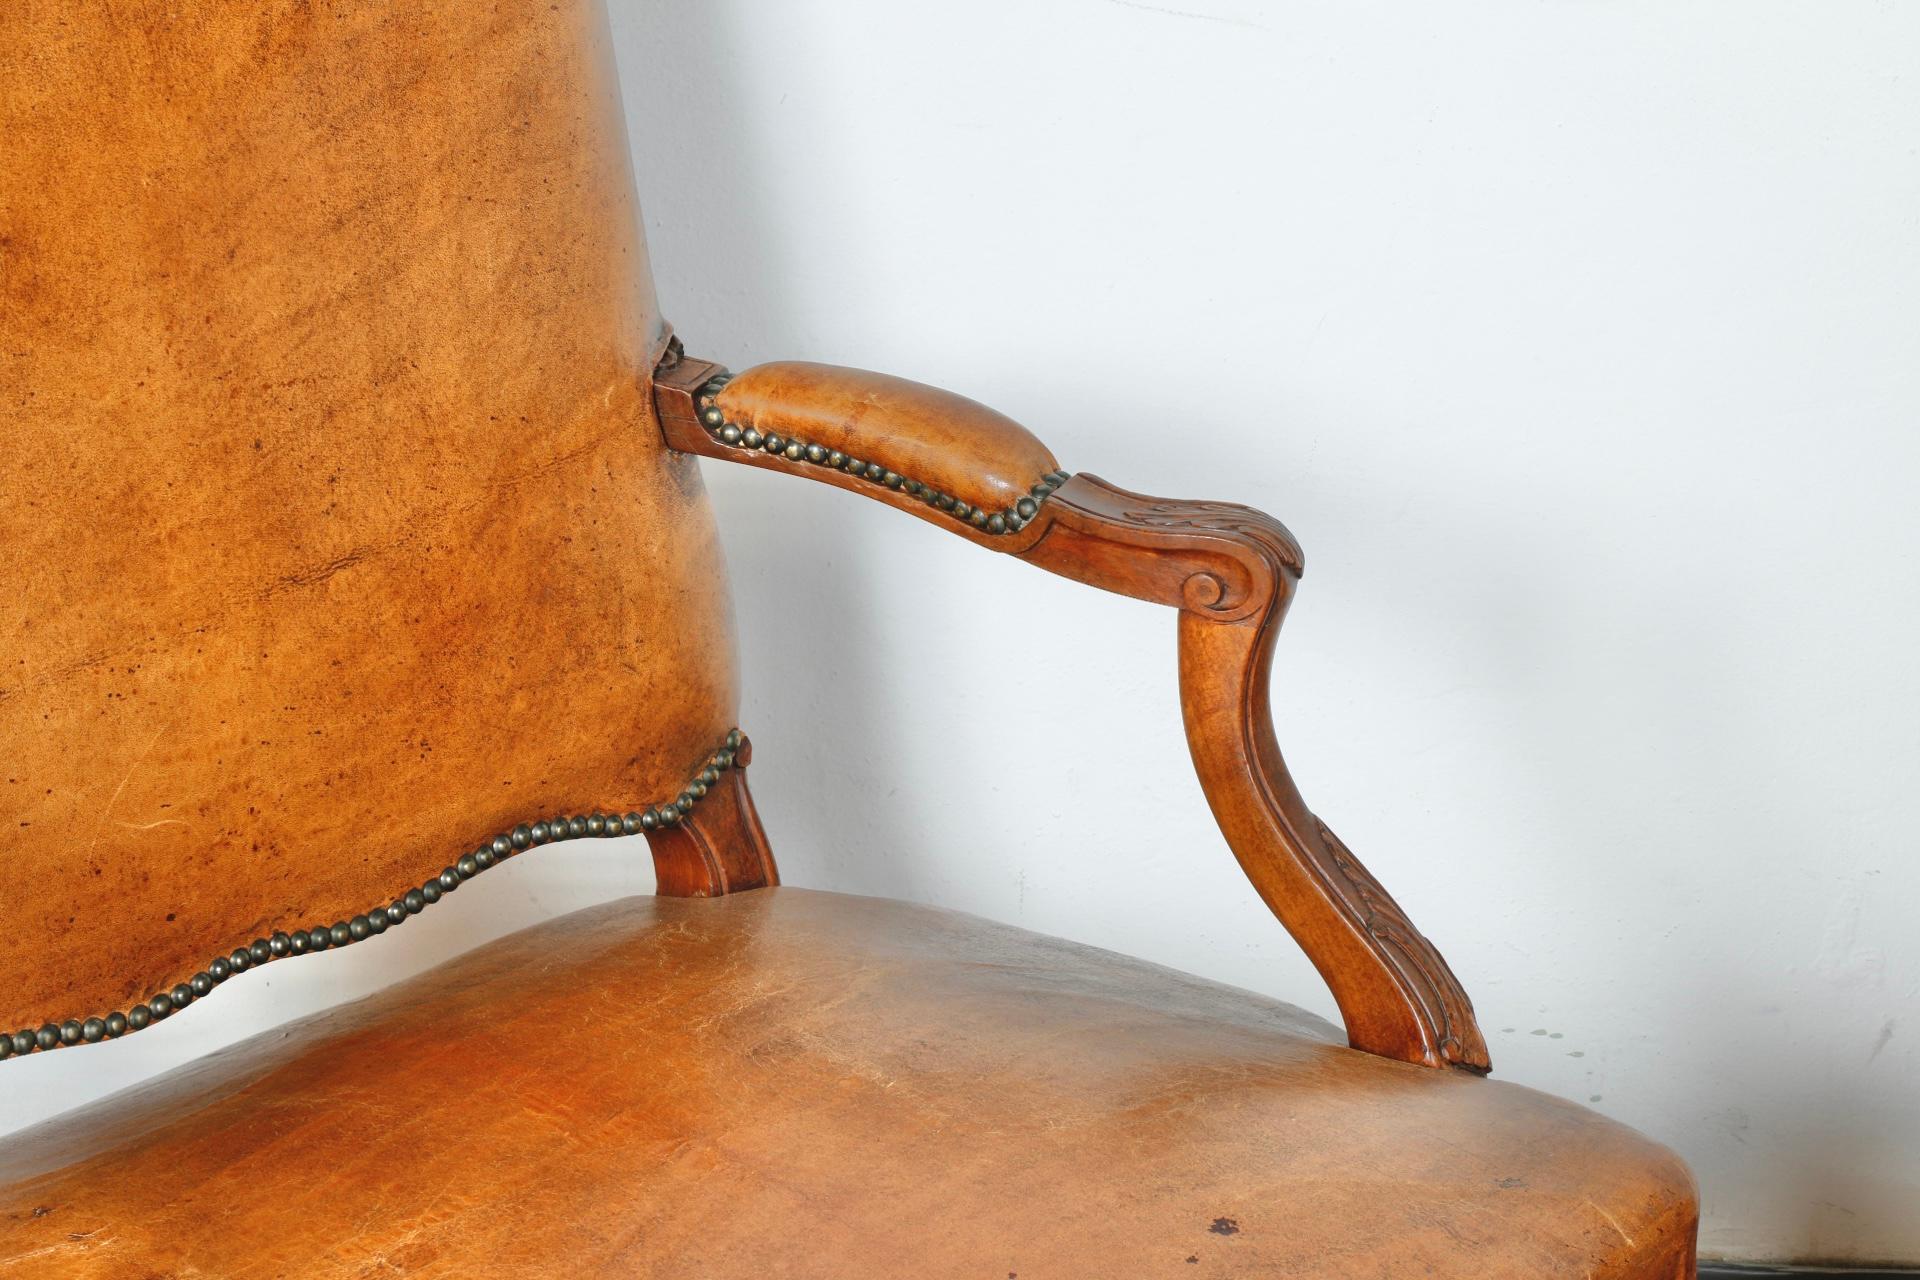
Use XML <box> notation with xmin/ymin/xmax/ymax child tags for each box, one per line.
<box><xmin>653</xmin><ymin>342</ymin><xmax>1491</xmax><ymax>1075</ymax></box>
<box><xmin>656</xmin><ymin>351</ymin><xmax>1071</xmax><ymax>544</ymax></box>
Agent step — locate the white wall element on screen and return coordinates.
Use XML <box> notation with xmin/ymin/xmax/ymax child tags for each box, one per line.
<box><xmin>6</xmin><ymin>2</ymin><xmax>1915</xmax><ymax>1266</ymax></box>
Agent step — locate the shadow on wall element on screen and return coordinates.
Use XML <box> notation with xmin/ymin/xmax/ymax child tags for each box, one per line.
<box><xmin>609</xmin><ymin>6</ymin><xmax>928</xmax><ymax>901</ymax></box>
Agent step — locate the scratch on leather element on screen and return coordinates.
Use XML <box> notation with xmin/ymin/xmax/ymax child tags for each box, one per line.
<box><xmin>259</xmin><ymin>546</ymin><xmax>373</xmax><ymax>600</ymax></box>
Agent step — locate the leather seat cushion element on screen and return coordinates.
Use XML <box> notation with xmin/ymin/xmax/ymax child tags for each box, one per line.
<box><xmin>0</xmin><ymin>888</ymin><xmax>1696</xmax><ymax>1278</ymax></box>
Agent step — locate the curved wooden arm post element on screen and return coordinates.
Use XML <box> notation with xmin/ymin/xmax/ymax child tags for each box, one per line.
<box><xmin>656</xmin><ymin>348</ymin><xmax>1490</xmax><ymax>1073</ymax></box>
<box><xmin>644</xmin><ymin>736</ymin><xmax>779</xmax><ymax>898</ymax></box>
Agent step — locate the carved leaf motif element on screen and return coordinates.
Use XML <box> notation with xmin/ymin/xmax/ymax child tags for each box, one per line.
<box><xmin>1315</xmin><ymin>817</ymin><xmax>1487</xmax><ymax>1072</ymax></box>
<box><xmin>1116</xmin><ymin>498</ymin><xmax>1305</xmax><ymax>577</ymax></box>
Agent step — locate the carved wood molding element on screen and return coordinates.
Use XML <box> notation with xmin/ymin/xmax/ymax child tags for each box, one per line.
<box><xmin>646</xmin><ymin>736</ymin><xmax>780</xmax><ymax>898</ymax></box>
<box><xmin>1023</xmin><ymin>476</ymin><xmax>1490</xmax><ymax>1073</ymax></box>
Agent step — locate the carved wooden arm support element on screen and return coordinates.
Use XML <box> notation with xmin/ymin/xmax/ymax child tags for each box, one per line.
<box><xmin>656</xmin><ymin>348</ymin><xmax>1491</xmax><ymax>1073</ymax></box>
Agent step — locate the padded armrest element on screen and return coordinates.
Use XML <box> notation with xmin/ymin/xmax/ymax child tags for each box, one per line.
<box><xmin>654</xmin><ymin>343</ymin><xmax>1491</xmax><ymax>1075</ymax></box>
<box><xmin>656</xmin><ymin>352</ymin><xmax>1072</xmax><ymax>544</ymax></box>
<box><xmin>722</xmin><ymin>361</ymin><xmax>1062</xmax><ymax>525</ymax></box>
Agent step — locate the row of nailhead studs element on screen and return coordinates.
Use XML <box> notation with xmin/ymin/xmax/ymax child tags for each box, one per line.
<box><xmin>695</xmin><ymin>373</ymin><xmax>1070</xmax><ymax>535</ymax></box>
<box><xmin>0</xmin><ymin>730</ymin><xmax>746</xmax><ymax>1062</ymax></box>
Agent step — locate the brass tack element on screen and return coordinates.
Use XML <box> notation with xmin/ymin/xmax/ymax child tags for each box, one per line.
<box><xmin>741</xmin><ymin>428</ymin><xmax>764</xmax><ymax>449</ymax></box>
<box><xmin>11</xmin><ymin>729</ymin><xmax>748</xmax><ymax>1056</ymax></box>
<box><xmin>720</xmin><ymin>424</ymin><xmax>743</xmax><ymax>445</ymax></box>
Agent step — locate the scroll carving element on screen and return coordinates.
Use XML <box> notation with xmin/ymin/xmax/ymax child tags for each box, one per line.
<box><xmin>1024</xmin><ymin>475</ymin><xmax>1490</xmax><ymax>1073</ymax></box>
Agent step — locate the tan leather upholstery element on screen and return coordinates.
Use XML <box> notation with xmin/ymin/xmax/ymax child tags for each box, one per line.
<box><xmin>0</xmin><ymin>0</ymin><xmax>738</xmax><ymax>1032</ymax></box>
<box><xmin>0</xmin><ymin>889</ymin><xmax>1697</xmax><ymax>1279</ymax></box>
<box><xmin>717</xmin><ymin>361</ymin><xmax>1062</xmax><ymax>516</ymax></box>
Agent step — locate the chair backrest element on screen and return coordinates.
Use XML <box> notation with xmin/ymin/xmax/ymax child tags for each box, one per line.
<box><xmin>0</xmin><ymin>0</ymin><xmax>736</xmax><ymax>1042</ymax></box>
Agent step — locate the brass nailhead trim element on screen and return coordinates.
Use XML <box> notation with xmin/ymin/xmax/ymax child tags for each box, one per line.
<box><xmin>696</xmin><ymin>373</ymin><xmax>1070</xmax><ymax>534</ymax></box>
<box><xmin>0</xmin><ymin>730</ymin><xmax>747</xmax><ymax>1062</ymax></box>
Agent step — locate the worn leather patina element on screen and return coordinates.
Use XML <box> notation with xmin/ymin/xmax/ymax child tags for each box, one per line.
<box><xmin>0</xmin><ymin>0</ymin><xmax>738</xmax><ymax>1033</ymax></box>
<box><xmin>0</xmin><ymin>890</ymin><xmax>1698</xmax><ymax>1279</ymax></box>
